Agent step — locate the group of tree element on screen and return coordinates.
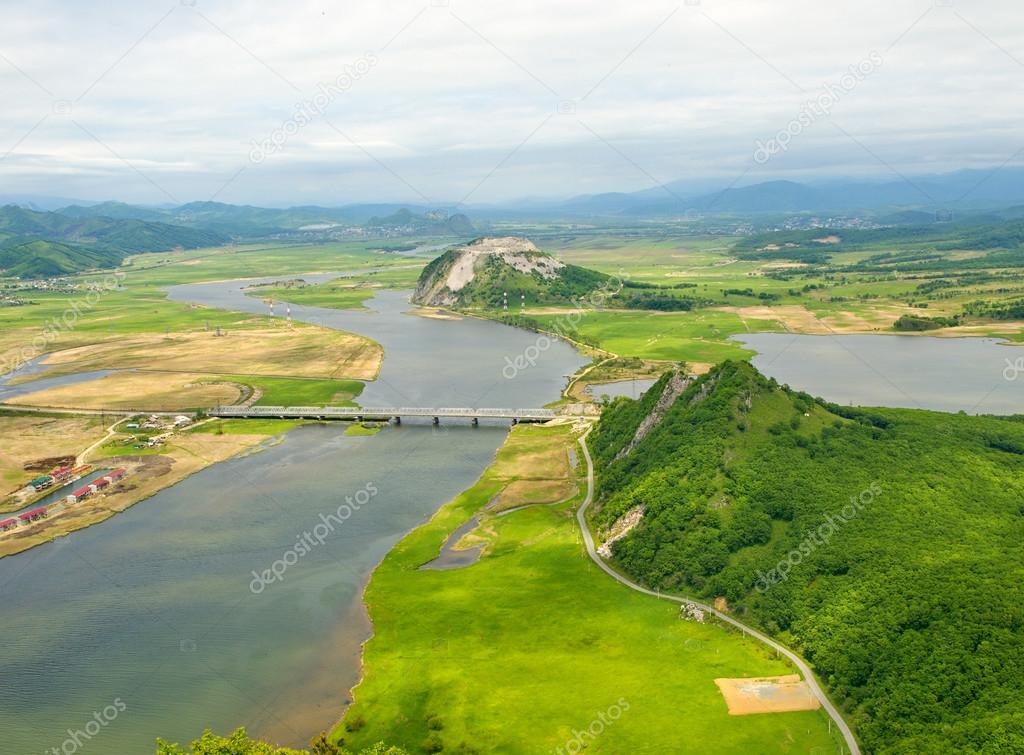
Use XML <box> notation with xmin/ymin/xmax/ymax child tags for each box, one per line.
<box><xmin>156</xmin><ymin>727</ymin><xmax>408</xmax><ymax>755</ymax></box>
<box><xmin>589</xmin><ymin>362</ymin><xmax>1024</xmax><ymax>753</ymax></box>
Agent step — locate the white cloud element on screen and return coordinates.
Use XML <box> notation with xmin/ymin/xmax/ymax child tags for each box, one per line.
<box><xmin>0</xmin><ymin>0</ymin><xmax>1020</xmax><ymax>205</ymax></box>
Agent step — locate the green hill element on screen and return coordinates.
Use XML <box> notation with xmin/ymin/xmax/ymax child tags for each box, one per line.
<box><xmin>366</xmin><ymin>207</ymin><xmax>475</xmax><ymax>235</ymax></box>
<box><xmin>0</xmin><ymin>239</ymin><xmax>121</xmax><ymax>278</ymax></box>
<box><xmin>412</xmin><ymin>236</ymin><xmax>609</xmax><ymax>307</ymax></box>
<box><xmin>589</xmin><ymin>362</ymin><xmax>1024</xmax><ymax>753</ymax></box>
<box><xmin>0</xmin><ymin>205</ymin><xmax>226</xmax><ymax>277</ymax></box>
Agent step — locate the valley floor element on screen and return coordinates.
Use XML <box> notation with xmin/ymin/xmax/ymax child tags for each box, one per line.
<box><xmin>338</xmin><ymin>422</ymin><xmax>842</xmax><ymax>754</ymax></box>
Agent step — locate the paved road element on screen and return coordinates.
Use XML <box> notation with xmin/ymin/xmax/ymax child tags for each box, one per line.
<box><xmin>574</xmin><ymin>429</ymin><xmax>861</xmax><ymax>755</ymax></box>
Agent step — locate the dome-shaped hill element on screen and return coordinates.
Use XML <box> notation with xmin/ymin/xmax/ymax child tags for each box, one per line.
<box><xmin>412</xmin><ymin>236</ymin><xmax>609</xmax><ymax>308</ymax></box>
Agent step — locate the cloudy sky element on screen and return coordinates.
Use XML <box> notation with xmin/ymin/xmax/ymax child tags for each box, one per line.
<box><xmin>0</xmin><ymin>0</ymin><xmax>1021</xmax><ymax>206</ymax></box>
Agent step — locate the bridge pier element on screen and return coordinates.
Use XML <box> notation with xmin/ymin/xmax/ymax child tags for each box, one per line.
<box><xmin>433</xmin><ymin>416</ymin><xmax>439</xmax><ymax>426</ymax></box>
<box><xmin>511</xmin><ymin>418</ymin><xmax>518</xmax><ymax>425</ymax></box>
<box><xmin>393</xmin><ymin>416</ymin><xmax>401</xmax><ymax>425</ymax></box>
<box><xmin>471</xmin><ymin>417</ymin><xmax>478</xmax><ymax>426</ymax></box>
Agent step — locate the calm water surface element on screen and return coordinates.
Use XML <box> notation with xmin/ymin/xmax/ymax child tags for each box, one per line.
<box><xmin>586</xmin><ymin>378</ymin><xmax>657</xmax><ymax>401</ymax></box>
<box><xmin>0</xmin><ymin>279</ymin><xmax>586</xmax><ymax>753</ymax></box>
<box><xmin>735</xmin><ymin>333</ymin><xmax>1023</xmax><ymax>415</ymax></box>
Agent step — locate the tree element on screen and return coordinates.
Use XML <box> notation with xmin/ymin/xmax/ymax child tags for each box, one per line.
<box><xmin>155</xmin><ymin>728</ymin><xmax>409</xmax><ymax>755</ymax></box>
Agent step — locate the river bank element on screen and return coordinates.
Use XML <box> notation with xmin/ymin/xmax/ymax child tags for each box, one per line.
<box><xmin>0</xmin><ymin>415</ymin><xmax>280</xmax><ymax>558</ymax></box>
<box><xmin>0</xmin><ymin>279</ymin><xmax>586</xmax><ymax>753</ymax></box>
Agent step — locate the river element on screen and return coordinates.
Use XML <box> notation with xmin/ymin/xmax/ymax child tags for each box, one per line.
<box><xmin>0</xmin><ymin>279</ymin><xmax>586</xmax><ymax>753</ymax></box>
<box><xmin>734</xmin><ymin>333</ymin><xmax>1022</xmax><ymax>415</ymax></box>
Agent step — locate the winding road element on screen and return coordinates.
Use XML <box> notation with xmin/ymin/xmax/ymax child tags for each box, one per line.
<box><xmin>574</xmin><ymin>428</ymin><xmax>861</xmax><ymax>755</ymax></box>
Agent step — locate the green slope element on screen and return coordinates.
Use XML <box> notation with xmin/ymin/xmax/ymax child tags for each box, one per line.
<box><xmin>0</xmin><ymin>205</ymin><xmax>226</xmax><ymax>277</ymax></box>
<box><xmin>416</xmin><ymin>245</ymin><xmax>610</xmax><ymax>307</ymax></box>
<box><xmin>589</xmin><ymin>363</ymin><xmax>1024</xmax><ymax>753</ymax></box>
<box><xmin>339</xmin><ymin>424</ymin><xmax>836</xmax><ymax>754</ymax></box>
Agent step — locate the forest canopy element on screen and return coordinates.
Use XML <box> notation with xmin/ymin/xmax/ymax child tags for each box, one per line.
<box><xmin>589</xmin><ymin>362</ymin><xmax>1024</xmax><ymax>754</ymax></box>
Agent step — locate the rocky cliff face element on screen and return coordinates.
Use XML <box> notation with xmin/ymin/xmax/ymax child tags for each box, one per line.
<box><xmin>412</xmin><ymin>236</ymin><xmax>569</xmax><ymax>307</ymax></box>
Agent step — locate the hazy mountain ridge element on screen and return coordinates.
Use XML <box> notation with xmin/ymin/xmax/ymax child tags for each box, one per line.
<box><xmin>59</xmin><ymin>201</ymin><xmax>477</xmax><ymax>237</ymax></box>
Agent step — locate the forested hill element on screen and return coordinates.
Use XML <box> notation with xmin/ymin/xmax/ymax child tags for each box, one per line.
<box><xmin>412</xmin><ymin>236</ymin><xmax>610</xmax><ymax>307</ymax></box>
<box><xmin>589</xmin><ymin>362</ymin><xmax>1024</xmax><ymax>753</ymax></box>
<box><xmin>0</xmin><ymin>205</ymin><xmax>226</xmax><ymax>277</ymax></box>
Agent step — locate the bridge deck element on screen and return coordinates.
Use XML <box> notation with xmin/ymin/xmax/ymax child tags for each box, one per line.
<box><xmin>211</xmin><ymin>406</ymin><xmax>557</xmax><ymax>421</ymax></box>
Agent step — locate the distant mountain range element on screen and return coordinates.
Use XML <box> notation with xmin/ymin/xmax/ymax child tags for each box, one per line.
<box><xmin>58</xmin><ymin>201</ymin><xmax>476</xmax><ymax>237</ymax></box>
<box><xmin>0</xmin><ymin>203</ymin><xmax>477</xmax><ymax>278</ymax></box>
<box><xmin>4</xmin><ymin>166</ymin><xmax>1024</xmax><ymax>278</ymax></box>
<box><xmin>508</xmin><ymin>168</ymin><xmax>1024</xmax><ymax>218</ymax></box>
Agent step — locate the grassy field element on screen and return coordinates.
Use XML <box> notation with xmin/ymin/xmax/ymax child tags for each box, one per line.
<box><xmin>19</xmin><ymin>325</ymin><xmax>381</xmax><ymax>382</ymax></box>
<box><xmin>248</xmin><ymin>264</ymin><xmax>426</xmax><ymax>311</ymax></box>
<box><xmin>483</xmin><ymin>231</ymin><xmax>1024</xmax><ymax>366</ymax></box>
<box><xmin>0</xmin><ymin>240</ymin><xmax>422</xmax><ymax>376</ymax></box>
<box><xmin>530</xmin><ymin>309</ymin><xmax>763</xmax><ymax>367</ymax></box>
<box><xmin>189</xmin><ymin>417</ymin><xmax>309</xmax><ymax>435</ymax></box>
<box><xmin>338</xmin><ymin>423</ymin><xmax>839</xmax><ymax>754</ymax></box>
<box><xmin>221</xmin><ymin>375</ymin><xmax>365</xmax><ymax>406</ymax></box>
<box><xmin>5</xmin><ymin>371</ymin><xmax>243</xmax><ymax>412</ymax></box>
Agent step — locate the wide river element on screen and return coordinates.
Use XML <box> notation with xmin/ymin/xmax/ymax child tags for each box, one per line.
<box><xmin>734</xmin><ymin>333</ymin><xmax>1022</xmax><ymax>415</ymax></box>
<box><xmin>0</xmin><ymin>278</ymin><xmax>586</xmax><ymax>753</ymax></box>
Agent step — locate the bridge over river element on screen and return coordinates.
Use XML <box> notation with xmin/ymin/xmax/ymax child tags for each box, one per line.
<box><xmin>211</xmin><ymin>405</ymin><xmax>560</xmax><ymax>425</ymax></box>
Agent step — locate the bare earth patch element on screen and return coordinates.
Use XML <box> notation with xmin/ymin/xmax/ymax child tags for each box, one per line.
<box><xmin>407</xmin><ymin>308</ymin><xmax>463</xmax><ymax>321</ymax></box>
<box><xmin>718</xmin><ymin>305</ymin><xmax>831</xmax><ymax>334</ymax></box>
<box><xmin>5</xmin><ymin>371</ymin><xmax>243</xmax><ymax>411</ymax></box>
<box><xmin>820</xmin><ymin>309</ymin><xmax>899</xmax><ymax>331</ymax></box>
<box><xmin>715</xmin><ymin>674</ymin><xmax>821</xmax><ymax>715</ymax></box>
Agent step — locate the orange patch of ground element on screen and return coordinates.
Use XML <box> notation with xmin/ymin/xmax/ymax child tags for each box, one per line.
<box><xmin>714</xmin><ymin>674</ymin><xmax>821</xmax><ymax>715</ymax></box>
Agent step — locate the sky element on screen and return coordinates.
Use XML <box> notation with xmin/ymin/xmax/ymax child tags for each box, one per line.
<box><xmin>0</xmin><ymin>0</ymin><xmax>1021</xmax><ymax>207</ymax></box>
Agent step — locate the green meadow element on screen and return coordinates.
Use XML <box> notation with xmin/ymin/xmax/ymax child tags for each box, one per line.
<box><xmin>215</xmin><ymin>375</ymin><xmax>365</xmax><ymax>406</ymax></box>
<box><xmin>531</xmin><ymin>309</ymin><xmax>764</xmax><ymax>364</ymax></box>
<box><xmin>338</xmin><ymin>423</ymin><xmax>839</xmax><ymax>754</ymax></box>
<box><xmin>248</xmin><ymin>263</ymin><xmax>425</xmax><ymax>311</ymax></box>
